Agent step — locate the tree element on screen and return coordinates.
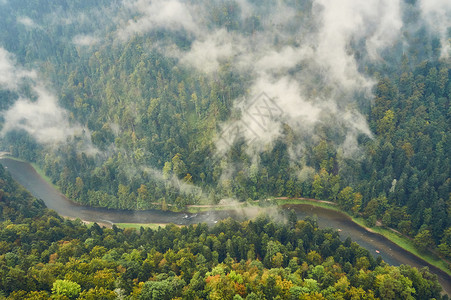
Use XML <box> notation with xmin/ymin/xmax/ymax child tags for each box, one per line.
<box><xmin>78</xmin><ymin>287</ymin><xmax>116</xmax><ymax>300</ymax></box>
<box><xmin>137</xmin><ymin>184</ymin><xmax>150</xmax><ymax>209</ymax></box>
<box><xmin>52</xmin><ymin>280</ymin><xmax>81</xmax><ymax>299</ymax></box>
<box><xmin>162</xmin><ymin>162</ymin><xmax>172</xmax><ymax>180</ymax></box>
<box><xmin>307</xmin><ymin>251</ymin><xmax>322</xmax><ymax>265</ymax></box>
<box><xmin>172</xmin><ymin>154</ymin><xmax>187</xmax><ymax>178</ymax></box>
<box><xmin>377</xmin><ymin>109</ymin><xmax>395</xmax><ymax>135</ymax></box>
<box><xmin>312</xmin><ymin>169</ymin><xmax>340</xmax><ymax>201</ymax></box>
<box><xmin>375</xmin><ymin>267</ymin><xmax>415</xmax><ymax>300</ymax></box>
<box><xmin>438</xmin><ymin>227</ymin><xmax>451</xmax><ymax>258</ymax></box>
<box><xmin>74</xmin><ymin>177</ymin><xmax>85</xmax><ymax>200</ymax></box>
<box><xmin>414</xmin><ymin>229</ymin><xmax>434</xmax><ymax>252</ymax></box>
<box><xmin>337</xmin><ymin>187</ymin><xmax>354</xmax><ymax>211</ymax></box>
<box><xmin>313</xmin><ymin>140</ymin><xmax>336</xmax><ymax>172</ymax></box>
<box><xmin>288</xmin><ymin>209</ymin><xmax>297</xmax><ymax>228</ymax></box>
<box><xmin>8</xmin><ymin>291</ymin><xmax>49</xmax><ymax>300</ymax></box>
<box><xmin>271</xmin><ymin>252</ymin><xmax>284</xmax><ymax>268</ymax></box>
<box><xmin>139</xmin><ymin>277</ymin><xmax>185</xmax><ymax>300</ymax></box>
<box><xmin>117</xmin><ymin>184</ymin><xmax>132</xmax><ymax>208</ymax></box>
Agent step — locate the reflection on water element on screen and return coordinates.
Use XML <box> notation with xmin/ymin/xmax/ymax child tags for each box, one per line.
<box><xmin>1</xmin><ymin>157</ymin><xmax>450</xmax><ymax>295</ymax></box>
<box><xmin>288</xmin><ymin>205</ymin><xmax>451</xmax><ymax>296</ymax></box>
<box><xmin>0</xmin><ymin>158</ymin><xmax>251</xmax><ymax>225</ymax></box>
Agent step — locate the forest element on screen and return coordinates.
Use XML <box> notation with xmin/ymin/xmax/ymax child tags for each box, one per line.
<box><xmin>0</xmin><ymin>164</ymin><xmax>446</xmax><ymax>298</ymax></box>
<box><xmin>0</xmin><ymin>0</ymin><xmax>450</xmax><ymax>297</ymax></box>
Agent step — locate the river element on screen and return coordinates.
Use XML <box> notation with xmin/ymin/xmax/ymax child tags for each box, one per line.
<box><xmin>1</xmin><ymin>157</ymin><xmax>450</xmax><ymax>295</ymax></box>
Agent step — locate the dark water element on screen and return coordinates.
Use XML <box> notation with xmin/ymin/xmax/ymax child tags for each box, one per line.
<box><xmin>1</xmin><ymin>157</ymin><xmax>450</xmax><ymax>295</ymax></box>
<box><xmin>0</xmin><ymin>158</ymin><xmax>241</xmax><ymax>226</ymax></box>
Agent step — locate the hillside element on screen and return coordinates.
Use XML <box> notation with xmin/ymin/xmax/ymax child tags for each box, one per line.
<box><xmin>0</xmin><ymin>171</ymin><xmax>445</xmax><ymax>298</ymax></box>
<box><xmin>0</xmin><ymin>0</ymin><xmax>450</xmax><ymax>278</ymax></box>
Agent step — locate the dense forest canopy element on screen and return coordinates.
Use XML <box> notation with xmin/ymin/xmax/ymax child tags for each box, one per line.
<box><xmin>0</xmin><ymin>165</ymin><xmax>446</xmax><ymax>298</ymax></box>
<box><xmin>0</xmin><ymin>0</ymin><xmax>450</xmax><ymax>268</ymax></box>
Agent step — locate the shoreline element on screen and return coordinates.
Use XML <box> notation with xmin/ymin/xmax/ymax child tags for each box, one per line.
<box><xmin>88</xmin><ymin>195</ymin><xmax>451</xmax><ymax>279</ymax></box>
<box><xmin>274</xmin><ymin>197</ymin><xmax>451</xmax><ymax>278</ymax></box>
<box><xmin>2</xmin><ymin>156</ymin><xmax>450</xmax><ymax>282</ymax></box>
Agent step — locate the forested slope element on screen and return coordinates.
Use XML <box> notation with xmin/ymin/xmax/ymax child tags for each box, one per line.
<box><xmin>0</xmin><ymin>0</ymin><xmax>449</xmax><ymax>263</ymax></box>
<box><xmin>0</xmin><ymin>168</ymin><xmax>445</xmax><ymax>298</ymax></box>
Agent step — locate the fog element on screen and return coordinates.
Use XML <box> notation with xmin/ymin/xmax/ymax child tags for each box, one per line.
<box><xmin>0</xmin><ymin>48</ymin><xmax>94</xmax><ymax>149</ymax></box>
<box><xmin>118</xmin><ymin>0</ymin><xmax>201</xmax><ymax>40</ymax></box>
<box><xmin>139</xmin><ymin>0</ymin><xmax>404</xmax><ymax>159</ymax></box>
<box><xmin>419</xmin><ymin>0</ymin><xmax>451</xmax><ymax>58</ymax></box>
<box><xmin>73</xmin><ymin>34</ymin><xmax>100</xmax><ymax>47</ymax></box>
<box><xmin>0</xmin><ymin>0</ymin><xmax>449</xmax><ymax>194</ymax></box>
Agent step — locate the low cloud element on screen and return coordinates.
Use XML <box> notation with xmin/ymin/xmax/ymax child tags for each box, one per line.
<box><xmin>0</xmin><ymin>48</ymin><xmax>95</xmax><ymax>149</ymax></box>
<box><xmin>117</xmin><ymin>0</ymin><xmax>201</xmax><ymax>41</ymax></box>
<box><xmin>205</xmin><ymin>0</ymin><xmax>399</xmax><ymax>160</ymax></box>
<box><xmin>0</xmin><ymin>48</ymin><xmax>36</xmax><ymax>90</ymax></box>
<box><xmin>1</xmin><ymin>85</ymin><xmax>84</xmax><ymax>144</ymax></box>
<box><xmin>73</xmin><ymin>34</ymin><xmax>100</xmax><ymax>47</ymax></box>
<box><xmin>52</xmin><ymin>0</ymin><xmax>406</xmax><ymax>163</ymax></box>
<box><xmin>181</xmin><ymin>29</ymin><xmax>242</xmax><ymax>74</ymax></box>
<box><xmin>419</xmin><ymin>0</ymin><xmax>451</xmax><ymax>58</ymax></box>
<box><xmin>312</xmin><ymin>0</ymin><xmax>401</xmax><ymax>92</ymax></box>
<box><xmin>141</xmin><ymin>165</ymin><xmax>206</xmax><ymax>200</ymax></box>
<box><xmin>17</xmin><ymin>16</ymin><xmax>39</xmax><ymax>29</ymax></box>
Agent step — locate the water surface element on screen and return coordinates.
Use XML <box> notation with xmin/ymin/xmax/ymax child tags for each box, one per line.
<box><xmin>1</xmin><ymin>157</ymin><xmax>450</xmax><ymax>295</ymax></box>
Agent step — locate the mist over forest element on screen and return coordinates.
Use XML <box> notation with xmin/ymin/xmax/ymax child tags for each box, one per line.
<box><xmin>0</xmin><ymin>0</ymin><xmax>450</xmax><ymax>298</ymax></box>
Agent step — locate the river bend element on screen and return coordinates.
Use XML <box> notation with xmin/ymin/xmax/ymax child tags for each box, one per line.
<box><xmin>1</xmin><ymin>157</ymin><xmax>450</xmax><ymax>295</ymax></box>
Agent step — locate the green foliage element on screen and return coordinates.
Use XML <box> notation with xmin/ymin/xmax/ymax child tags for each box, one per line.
<box><xmin>0</xmin><ymin>1</ymin><xmax>449</xmax><ymax>255</ymax></box>
<box><xmin>438</xmin><ymin>227</ymin><xmax>451</xmax><ymax>258</ymax></box>
<box><xmin>139</xmin><ymin>277</ymin><xmax>185</xmax><ymax>300</ymax></box>
<box><xmin>52</xmin><ymin>280</ymin><xmax>81</xmax><ymax>299</ymax></box>
<box><xmin>414</xmin><ymin>229</ymin><xmax>435</xmax><ymax>252</ymax></box>
<box><xmin>0</xmin><ymin>1</ymin><xmax>449</xmax><ymax>296</ymax></box>
<box><xmin>77</xmin><ymin>287</ymin><xmax>116</xmax><ymax>300</ymax></box>
<box><xmin>0</xmin><ymin>164</ymin><xmax>46</xmax><ymax>222</ymax></box>
<box><xmin>0</xmin><ymin>177</ymin><xmax>445</xmax><ymax>298</ymax></box>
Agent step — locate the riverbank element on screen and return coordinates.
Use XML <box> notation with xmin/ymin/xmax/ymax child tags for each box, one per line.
<box><xmin>1</xmin><ymin>155</ymin><xmax>59</xmax><ymax>191</ymax></box>
<box><xmin>110</xmin><ymin>195</ymin><xmax>451</xmax><ymax>278</ymax></box>
<box><xmin>114</xmin><ymin>223</ymin><xmax>180</xmax><ymax>230</ymax></box>
<box><xmin>273</xmin><ymin>197</ymin><xmax>451</xmax><ymax>278</ymax></box>
<box><xmin>1</xmin><ymin>156</ymin><xmax>450</xmax><ymax>293</ymax></box>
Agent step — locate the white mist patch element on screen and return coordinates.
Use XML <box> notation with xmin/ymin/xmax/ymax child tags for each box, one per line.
<box><xmin>225</xmin><ymin>76</ymin><xmax>321</xmax><ymax>155</ymax></box>
<box><xmin>341</xmin><ymin>109</ymin><xmax>373</xmax><ymax>138</ymax></box>
<box><xmin>73</xmin><ymin>34</ymin><xmax>100</xmax><ymax>46</ymax></box>
<box><xmin>254</xmin><ymin>46</ymin><xmax>310</xmax><ymax>74</ymax></box>
<box><xmin>17</xmin><ymin>16</ymin><xmax>39</xmax><ymax>29</ymax></box>
<box><xmin>141</xmin><ymin>165</ymin><xmax>205</xmax><ymax>199</ymax></box>
<box><xmin>109</xmin><ymin>123</ymin><xmax>121</xmax><ymax>136</ymax></box>
<box><xmin>218</xmin><ymin>198</ymin><xmax>285</xmax><ymax>222</ymax></box>
<box><xmin>118</xmin><ymin>0</ymin><xmax>201</xmax><ymax>41</ymax></box>
<box><xmin>419</xmin><ymin>0</ymin><xmax>451</xmax><ymax>58</ymax></box>
<box><xmin>211</xmin><ymin>0</ymin><xmax>403</xmax><ymax>159</ymax></box>
<box><xmin>313</xmin><ymin>0</ymin><xmax>401</xmax><ymax>92</ymax></box>
<box><xmin>112</xmin><ymin>0</ymin><xmax>408</xmax><ymax>161</ymax></box>
<box><xmin>0</xmin><ymin>48</ymin><xmax>97</xmax><ymax>150</ymax></box>
<box><xmin>365</xmin><ymin>1</ymin><xmax>403</xmax><ymax>60</ymax></box>
<box><xmin>107</xmin><ymin>0</ymin><xmax>443</xmax><ymax>169</ymax></box>
<box><xmin>0</xmin><ymin>48</ymin><xmax>36</xmax><ymax>90</ymax></box>
<box><xmin>181</xmin><ymin>29</ymin><xmax>242</xmax><ymax>74</ymax></box>
<box><xmin>253</xmin><ymin>76</ymin><xmax>321</xmax><ymax>123</ymax></box>
<box><xmin>1</xmin><ymin>86</ymin><xmax>84</xmax><ymax>144</ymax></box>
